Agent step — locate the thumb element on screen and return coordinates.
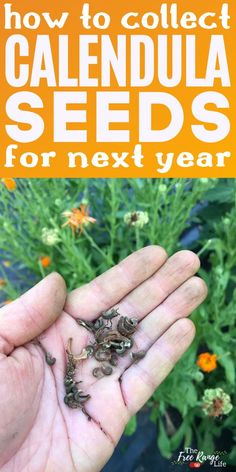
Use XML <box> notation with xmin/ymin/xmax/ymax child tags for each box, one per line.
<box><xmin>0</xmin><ymin>273</ymin><xmax>66</xmax><ymax>355</ymax></box>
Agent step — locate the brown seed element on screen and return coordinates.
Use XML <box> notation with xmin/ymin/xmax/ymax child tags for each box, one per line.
<box><xmin>130</xmin><ymin>350</ymin><xmax>147</xmax><ymax>362</ymax></box>
<box><xmin>117</xmin><ymin>316</ymin><xmax>138</xmax><ymax>336</ymax></box>
<box><xmin>86</xmin><ymin>345</ymin><xmax>95</xmax><ymax>357</ymax></box>
<box><xmin>101</xmin><ymin>365</ymin><xmax>113</xmax><ymax>376</ymax></box>
<box><xmin>102</xmin><ymin>308</ymin><xmax>120</xmax><ymax>320</ymax></box>
<box><xmin>77</xmin><ymin>319</ymin><xmax>95</xmax><ymax>332</ymax></box>
<box><xmin>92</xmin><ymin>367</ymin><xmax>104</xmax><ymax>379</ymax></box>
<box><xmin>95</xmin><ymin>349</ymin><xmax>112</xmax><ymax>362</ymax></box>
<box><xmin>45</xmin><ymin>352</ymin><xmax>56</xmax><ymax>366</ymax></box>
<box><xmin>93</xmin><ymin>318</ymin><xmax>105</xmax><ymax>330</ymax></box>
<box><xmin>74</xmin><ymin>391</ymin><xmax>90</xmax><ymax>403</ymax></box>
<box><xmin>109</xmin><ymin>353</ymin><xmax>118</xmax><ymax>366</ymax></box>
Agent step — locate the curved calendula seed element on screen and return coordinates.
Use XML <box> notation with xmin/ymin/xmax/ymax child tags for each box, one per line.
<box><xmin>115</xmin><ymin>343</ymin><xmax>127</xmax><ymax>355</ymax></box>
<box><xmin>93</xmin><ymin>318</ymin><xmax>105</xmax><ymax>330</ymax></box>
<box><xmin>64</xmin><ymin>396</ymin><xmax>69</xmax><ymax>405</ymax></box>
<box><xmin>66</xmin><ymin>339</ymin><xmax>89</xmax><ymax>362</ymax></box>
<box><xmin>109</xmin><ymin>353</ymin><xmax>118</xmax><ymax>366</ymax></box>
<box><xmin>45</xmin><ymin>352</ymin><xmax>56</xmax><ymax>366</ymax></box>
<box><xmin>73</xmin><ymin>348</ymin><xmax>90</xmax><ymax>361</ymax></box>
<box><xmin>101</xmin><ymin>365</ymin><xmax>113</xmax><ymax>376</ymax></box>
<box><xmin>102</xmin><ymin>308</ymin><xmax>120</xmax><ymax>320</ymax></box>
<box><xmin>76</xmin><ymin>319</ymin><xmax>95</xmax><ymax>332</ymax></box>
<box><xmin>34</xmin><ymin>339</ymin><xmax>56</xmax><ymax>366</ymax></box>
<box><xmin>74</xmin><ymin>391</ymin><xmax>90</xmax><ymax>403</ymax></box>
<box><xmin>95</xmin><ymin>349</ymin><xmax>112</xmax><ymax>362</ymax></box>
<box><xmin>130</xmin><ymin>350</ymin><xmax>147</xmax><ymax>362</ymax></box>
<box><xmin>86</xmin><ymin>345</ymin><xmax>95</xmax><ymax>357</ymax></box>
<box><xmin>92</xmin><ymin>367</ymin><xmax>104</xmax><ymax>378</ymax></box>
<box><xmin>117</xmin><ymin>316</ymin><xmax>138</xmax><ymax>336</ymax></box>
<box><xmin>64</xmin><ymin>377</ymin><xmax>73</xmax><ymax>386</ymax></box>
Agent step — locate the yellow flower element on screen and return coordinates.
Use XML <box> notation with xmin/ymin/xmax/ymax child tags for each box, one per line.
<box><xmin>0</xmin><ymin>279</ymin><xmax>6</xmax><ymax>287</ymax></box>
<box><xmin>196</xmin><ymin>352</ymin><xmax>217</xmax><ymax>373</ymax></box>
<box><xmin>2</xmin><ymin>261</ymin><xmax>11</xmax><ymax>267</ymax></box>
<box><xmin>39</xmin><ymin>256</ymin><xmax>52</xmax><ymax>268</ymax></box>
<box><xmin>1</xmin><ymin>178</ymin><xmax>16</xmax><ymax>191</ymax></box>
<box><xmin>62</xmin><ymin>204</ymin><xmax>96</xmax><ymax>233</ymax></box>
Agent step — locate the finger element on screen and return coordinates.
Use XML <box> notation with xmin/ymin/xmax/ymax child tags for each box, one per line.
<box><xmin>115</xmin><ymin>276</ymin><xmax>207</xmax><ymax>373</ymax></box>
<box><xmin>111</xmin><ymin>250</ymin><xmax>200</xmax><ymax>321</ymax></box>
<box><xmin>121</xmin><ymin>318</ymin><xmax>195</xmax><ymax>414</ymax></box>
<box><xmin>65</xmin><ymin>246</ymin><xmax>167</xmax><ymax>319</ymax></box>
<box><xmin>0</xmin><ymin>273</ymin><xmax>66</xmax><ymax>355</ymax></box>
<box><xmin>137</xmin><ymin>276</ymin><xmax>207</xmax><ymax>348</ymax></box>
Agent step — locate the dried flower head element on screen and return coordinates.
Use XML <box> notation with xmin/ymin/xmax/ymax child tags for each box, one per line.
<box><xmin>124</xmin><ymin>211</ymin><xmax>149</xmax><ymax>228</ymax></box>
<box><xmin>1</xmin><ymin>178</ymin><xmax>16</xmax><ymax>192</ymax></box>
<box><xmin>62</xmin><ymin>204</ymin><xmax>96</xmax><ymax>233</ymax></box>
<box><xmin>42</xmin><ymin>227</ymin><xmax>60</xmax><ymax>246</ymax></box>
<box><xmin>196</xmin><ymin>352</ymin><xmax>217</xmax><ymax>373</ymax></box>
<box><xmin>202</xmin><ymin>388</ymin><xmax>233</xmax><ymax>417</ymax></box>
<box><xmin>39</xmin><ymin>256</ymin><xmax>52</xmax><ymax>268</ymax></box>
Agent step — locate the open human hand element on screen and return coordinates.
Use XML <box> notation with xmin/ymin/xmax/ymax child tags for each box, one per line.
<box><xmin>0</xmin><ymin>246</ymin><xmax>207</xmax><ymax>472</ymax></box>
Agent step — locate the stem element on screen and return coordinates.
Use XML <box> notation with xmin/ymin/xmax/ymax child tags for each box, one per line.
<box><xmin>135</xmin><ymin>227</ymin><xmax>141</xmax><ymax>250</ymax></box>
<box><xmin>109</xmin><ymin>180</ymin><xmax>117</xmax><ymax>260</ymax></box>
<box><xmin>164</xmin><ymin>410</ymin><xmax>176</xmax><ymax>436</ymax></box>
<box><xmin>83</xmin><ymin>229</ymin><xmax>114</xmax><ymax>266</ymax></box>
<box><xmin>149</xmin><ymin>181</ymin><xmax>160</xmax><ymax>245</ymax></box>
<box><xmin>197</xmin><ymin>239</ymin><xmax>212</xmax><ymax>258</ymax></box>
<box><xmin>38</xmin><ymin>261</ymin><xmax>45</xmax><ymax>279</ymax></box>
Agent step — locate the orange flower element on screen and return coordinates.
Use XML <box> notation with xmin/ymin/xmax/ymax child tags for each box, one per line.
<box><xmin>0</xmin><ymin>279</ymin><xmax>6</xmax><ymax>287</ymax></box>
<box><xmin>62</xmin><ymin>204</ymin><xmax>96</xmax><ymax>233</ymax></box>
<box><xmin>196</xmin><ymin>352</ymin><xmax>217</xmax><ymax>373</ymax></box>
<box><xmin>1</xmin><ymin>178</ymin><xmax>16</xmax><ymax>191</ymax></box>
<box><xmin>1</xmin><ymin>299</ymin><xmax>12</xmax><ymax>307</ymax></box>
<box><xmin>39</xmin><ymin>256</ymin><xmax>52</xmax><ymax>268</ymax></box>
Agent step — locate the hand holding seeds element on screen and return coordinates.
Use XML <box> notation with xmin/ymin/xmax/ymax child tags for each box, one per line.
<box><xmin>0</xmin><ymin>247</ymin><xmax>207</xmax><ymax>472</ymax></box>
<box><xmin>62</xmin><ymin>310</ymin><xmax>146</xmax><ymax>412</ymax></box>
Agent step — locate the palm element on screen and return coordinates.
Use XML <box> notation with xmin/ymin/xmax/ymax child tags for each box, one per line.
<box><xmin>0</xmin><ymin>247</ymin><xmax>207</xmax><ymax>472</ymax></box>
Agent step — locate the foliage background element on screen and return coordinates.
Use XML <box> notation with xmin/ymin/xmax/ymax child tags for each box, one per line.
<box><xmin>0</xmin><ymin>178</ymin><xmax>235</xmax><ymax>465</ymax></box>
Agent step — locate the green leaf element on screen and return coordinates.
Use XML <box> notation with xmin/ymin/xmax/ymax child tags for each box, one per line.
<box><xmin>208</xmin><ymin>342</ymin><xmax>235</xmax><ymax>385</ymax></box>
<box><xmin>219</xmin><ymin>356</ymin><xmax>235</xmax><ymax>385</ymax></box>
<box><xmin>124</xmin><ymin>415</ymin><xmax>137</xmax><ymax>436</ymax></box>
<box><xmin>157</xmin><ymin>419</ymin><xmax>172</xmax><ymax>459</ymax></box>
<box><xmin>169</xmin><ymin>421</ymin><xmax>188</xmax><ymax>450</ymax></box>
<box><xmin>184</xmin><ymin>383</ymin><xmax>198</xmax><ymax>409</ymax></box>
<box><xmin>204</xmin><ymin>182</ymin><xmax>235</xmax><ymax>203</ymax></box>
<box><xmin>184</xmin><ymin>427</ymin><xmax>193</xmax><ymax>448</ymax></box>
<box><xmin>201</xmin><ymin>429</ymin><xmax>215</xmax><ymax>453</ymax></box>
<box><xmin>150</xmin><ymin>407</ymin><xmax>159</xmax><ymax>423</ymax></box>
<box><xmin>229</xmin><ymin>445</ymin><xmax>236</xmax><ymax>465</ymax></box>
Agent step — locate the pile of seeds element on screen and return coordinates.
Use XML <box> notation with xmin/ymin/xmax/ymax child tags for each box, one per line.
<box><xmin>36</xmin><ymin>308</ymin><xmax>146</xmax><ymax>413</ymax></box>
<box><xmin>64</xmin><ymin>338</ymin><xmax>91</xmax><ymax>411</ymax></box>
<box><xmin>63</xmin><ymin>308</ymin><xmax>146</xmax><ymax>410</ymax></box>
<box><xmin>76</xmin><ymin>308</ymin><xmax>143</xmax><ymax>379</ymax></box>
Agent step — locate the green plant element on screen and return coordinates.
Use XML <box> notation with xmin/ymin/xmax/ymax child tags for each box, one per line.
<box><xmin>0</xmin><ymin>178</ymin><xmax>235</xmax><ymax>464</ymax></box>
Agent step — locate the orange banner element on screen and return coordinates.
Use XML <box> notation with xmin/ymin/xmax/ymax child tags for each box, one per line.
<box><xmin>1</xmin><ymin>1</ymin><xmax>235</xmax><ymax>177</ymax></box>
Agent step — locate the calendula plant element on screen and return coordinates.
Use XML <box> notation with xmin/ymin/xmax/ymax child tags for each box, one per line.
<box><xmin>148</xmin><ymin>180</ymin><xmax>236</xmax><ymax>465</ymax></box>
<box><xmin>0</xmin><ymin>178</ymin><xmax>235</xmax><ymax>464</ymax></box>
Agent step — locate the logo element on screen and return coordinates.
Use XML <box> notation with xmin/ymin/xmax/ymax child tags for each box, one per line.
<box><xmin>172</xmin><ymin>447</ymin><xmax>228</xmax><ymax>468</ymax></box>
